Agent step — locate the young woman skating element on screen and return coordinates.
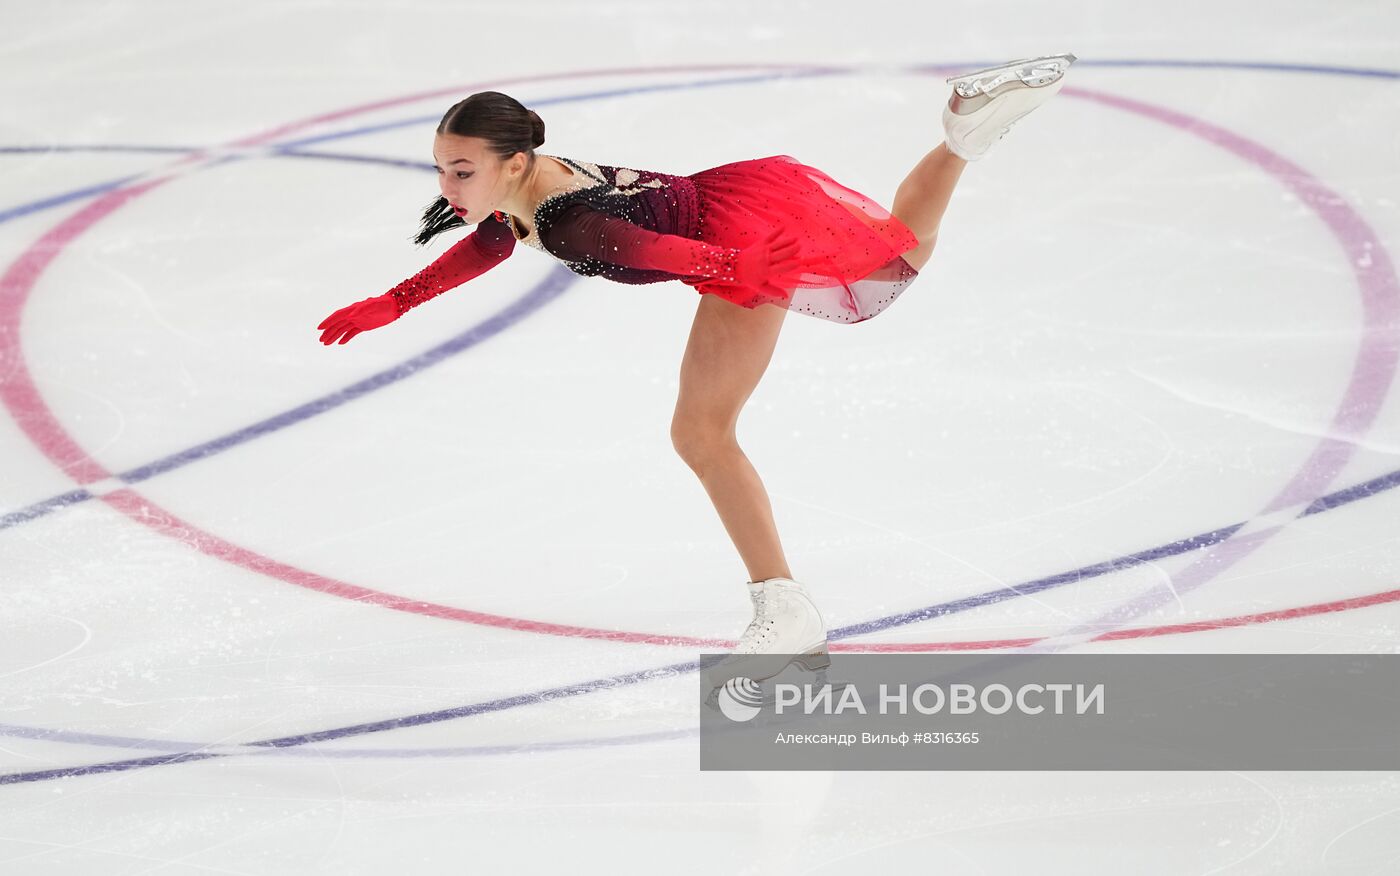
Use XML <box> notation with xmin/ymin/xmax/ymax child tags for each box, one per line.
<box><xmin>316</xmin><ymin>54</ymin><xmax>1078</xmax><ymax>690</ymax></box>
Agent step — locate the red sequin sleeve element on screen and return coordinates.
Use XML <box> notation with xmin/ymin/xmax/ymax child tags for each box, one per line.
<box><xmin>388</xmin><ymin>214</ymin><xmax>516</xmax><ymax>315</ymax></box>
<box><xmin>540</xmin><ymin>203</ymin><xmax>741</xmax><ymax>282</ymax></box>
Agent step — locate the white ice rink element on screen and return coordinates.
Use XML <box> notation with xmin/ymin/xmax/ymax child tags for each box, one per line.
<box><xmin>3</xmin><ymin>1</ymin><xmax>1400</xmax><ymax>873</ymax></box>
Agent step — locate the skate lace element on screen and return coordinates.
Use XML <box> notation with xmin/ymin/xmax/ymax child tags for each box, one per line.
<box><xmin>736</xmin><ymin>591</ymin><xmax>778</xmax><ymax>653</ymax></box>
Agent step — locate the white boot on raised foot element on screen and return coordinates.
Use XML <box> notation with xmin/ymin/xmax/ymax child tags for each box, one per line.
<box><xmin>702</xmin><ymin>577</ymin><xmax>831</xmax><ymax>706</ymax></box>
<box><xmin>941</xmin><ymin>52</ymin><xmax>1078</xmax><ymax>161</ymax></box>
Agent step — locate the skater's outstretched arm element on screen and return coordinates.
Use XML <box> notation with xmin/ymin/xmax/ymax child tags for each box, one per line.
<box><xmin>386</xmin><ymin>215</ymin><xmax>516</xmax><ymax>313</ymax></box>
<box><xmin>317</xmin><ymin>215</ymin><xmax>516</xmax><ymax>345</ymax></box>
<box><xmin>541</xmin><ymin>203</ymin><xmax>801</xmax><ymax>289</ymax></box>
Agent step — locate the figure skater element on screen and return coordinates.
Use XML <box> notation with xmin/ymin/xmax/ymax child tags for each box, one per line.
<box><xmin>315</xmin><ymin>54</ymin><xmax>1078</xmax><ymax>693</ymax></box>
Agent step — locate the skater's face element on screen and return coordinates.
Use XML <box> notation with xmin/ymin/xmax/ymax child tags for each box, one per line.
<box><xmin>432</xmin><ymin>133</ymin><xmax>531</xmax><ymax>225</ymax></box>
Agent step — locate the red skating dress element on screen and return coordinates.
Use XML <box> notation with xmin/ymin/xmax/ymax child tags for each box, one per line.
<box><xmin>417</xmin><ymin>154</ymin><xmax>921</xmax><ymax>324</ymax></box>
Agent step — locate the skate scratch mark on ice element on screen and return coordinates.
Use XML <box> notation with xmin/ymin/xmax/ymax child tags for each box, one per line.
<box><xmin>1042</xmin><ymin>379</ymin><xmax>1186</xmax><ymax>612</ymax></box>
<box><xmin>768</xmin><ymin>489</ymin><xmax>1078</xmax><ymax>622</ymax></box>
<box><xmin>0</xmin><ymin>615</ymin><xmax>91</xmax><ymax>680</ymax></box>
<box><xmin>1129</xmin><ymin>367</ymin><xmax>1400</xmax><ymax>456</ymax></box>
<box><xmin>1205</xmin><ymin>770</ymin><xmax>1288</xmax><ymax>872</ymax></box>
<box><xmin>1319</xmin><ymin>803</ymin><xmax>1400</xmax><ymax>870</ymax></box>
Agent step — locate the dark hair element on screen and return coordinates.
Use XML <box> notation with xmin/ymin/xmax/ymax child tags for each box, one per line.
<box><xmin>412</xmin><ymin>91</ymin><xmax>546</xmax><ymax>246</ymax></box>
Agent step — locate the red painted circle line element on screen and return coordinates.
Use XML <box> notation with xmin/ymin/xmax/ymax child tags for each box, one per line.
<box><xmin>0</xmin><ymin>65</ymin><xmax>1394</xmax><ymax>653</ymax></box>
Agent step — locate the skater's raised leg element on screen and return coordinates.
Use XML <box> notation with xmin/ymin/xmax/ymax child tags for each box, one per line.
<box><xmin>891</xmin><ymin>142</ymin><xmax>967</xmax><ymax>273</ymax></box>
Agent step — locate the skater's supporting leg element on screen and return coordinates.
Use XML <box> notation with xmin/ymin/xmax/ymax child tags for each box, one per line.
<box><xmin>671</xmin><ymin>293</ymin><xmax>792</xmax><ymax>583</ymax></box>
<box><xmin>891</xmin><ymin>142</ymin><xmax>967</xmax><ymax>273</ymax></box>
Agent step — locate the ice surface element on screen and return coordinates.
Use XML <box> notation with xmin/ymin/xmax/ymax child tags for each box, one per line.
<box><xmin>2</xmin><ymin>1</ymin><xmax>1399</xmax><ymax>872</ymax></box>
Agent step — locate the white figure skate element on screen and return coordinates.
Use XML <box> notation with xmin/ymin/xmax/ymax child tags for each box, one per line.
<box><xmin>701</xmin><ymin>577</ymin><xmax>831</xmax><ymax>708</ymax></box>
<box><xmin>941</xmin><ymin>52</ymin><xmax>1078</xmax><ymax>161</ymax></box>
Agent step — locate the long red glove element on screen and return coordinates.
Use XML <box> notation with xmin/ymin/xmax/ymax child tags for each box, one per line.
<box><xmin>317</xmin><ymin>217</ymin><xmax>515</xmax><ymax>346</ymax></box>
<box><xmin>541</xmin><ymin>203</ymin><xmax>802</xmax><ymax>291</ymax></box>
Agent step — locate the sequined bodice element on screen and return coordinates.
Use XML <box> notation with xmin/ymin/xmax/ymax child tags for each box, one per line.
<box><xmin>498</xmin><ymin>154</ymin><xmax>705</xmax><ymax>285</ymax></box>
<box><xmin>503</xmin><ymin>155</ymin><xmax>601</xmax><ymax>253</ymax></box>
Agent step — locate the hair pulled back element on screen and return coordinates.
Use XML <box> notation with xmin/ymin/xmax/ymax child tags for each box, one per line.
<box><xmin>412</xmin><ymin>91</ymin><xmax>546</xmax><ymax>246</ymax></box>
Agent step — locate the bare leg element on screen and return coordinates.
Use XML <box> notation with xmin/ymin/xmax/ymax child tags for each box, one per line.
<box><xmin>671</xmin><ymin>293</ymin><xmax>792</xmax><ymax>583</ymax></box>
<box><xmin>891</xmin><ymin>141</ymin><xmax>968</xmax><ymax>272</ymax></box>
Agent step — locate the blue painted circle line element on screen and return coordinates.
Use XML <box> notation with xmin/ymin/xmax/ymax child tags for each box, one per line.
<box><xmin>0</xmin><ymin>60</ymin><xmax>1397</xmax><ymax>785</ymax></box>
